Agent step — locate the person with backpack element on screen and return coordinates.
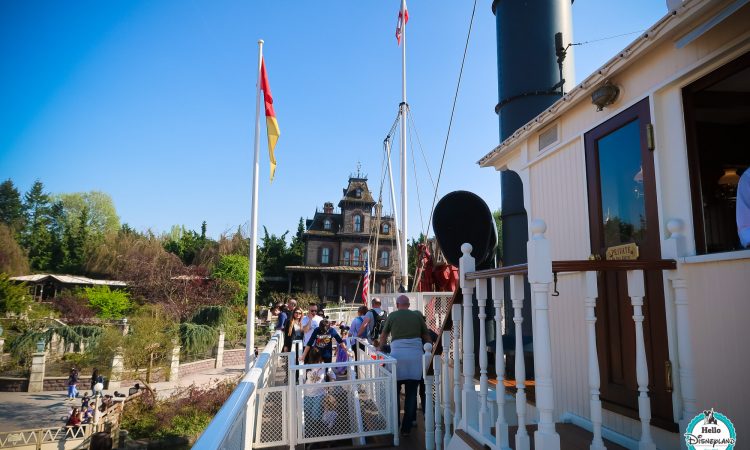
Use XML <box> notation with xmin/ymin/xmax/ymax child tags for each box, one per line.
<box><xmin>66</xmin><ymin>368</ymin><xmax>79</xmax><ymax>400</ymax></box>
<box><xmin>357</xmin><ymin>298</ymin><xmax>387</xmax><ymax>346</ymax></box>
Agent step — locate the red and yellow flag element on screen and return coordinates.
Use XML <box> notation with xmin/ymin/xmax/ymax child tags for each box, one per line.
<box><xmin>260</xmin><ymin>58</ymin><xmax>280</xmax><ymax>181</ymax></box>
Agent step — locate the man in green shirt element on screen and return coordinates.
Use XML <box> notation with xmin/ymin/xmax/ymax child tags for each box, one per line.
<box><xmin>378</xmin><ymin>295</ymin><xmax>430</xmax><ymax>436</ymax></box>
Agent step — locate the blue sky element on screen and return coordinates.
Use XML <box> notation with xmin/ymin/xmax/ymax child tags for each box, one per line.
<box><xmin>0</xmin><ymin>1</ymin><xmax>665</xmax><ymax>240</ymax></box>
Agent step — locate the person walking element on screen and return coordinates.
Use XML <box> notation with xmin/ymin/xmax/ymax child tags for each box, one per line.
<box><xmin>67</xmin><ymin>368</ymin><xmax>79</xmax><ymax>401</ymax></box>
<box><xmin>377</xmin><ymin>295</ymin><xmax>430</xmax><ymax>436</ymax></box>
<box><xmin>276</xmin><ymin>298</ymin><xmax>298</xmax><ymax>331</ymax></box>
<box><xmin>358</xmin><ymin>298</ymin><xmax>387</xmax><ymax>346</ymax></box>
<box><xmin>300</xmin><ymin>319</ymin><xmax>344</xmax><ymax>364</ymax></box>
<box><xmin>90</xmin><ymin>368</ymin><xmax>100</xmax><ymax>392</ymax></box>
<box><xmin>283</xmin><ymin>307</ymin><xmax>304</xmax><ymax>352</ymax></box>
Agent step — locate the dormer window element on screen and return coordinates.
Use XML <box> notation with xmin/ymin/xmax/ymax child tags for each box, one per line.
<box><xmin>353</xmin><ymin>215</ymin><xmax>362</xmax><ymax>232</ymax></box>
<box><xmin>382</xmin><ymin>223</ymin><xmax>390</xmax><ymax>234</ymax></box>
<box><xmin>355</xmin><ymin>188</ymin><xmax>362</xmax><ymax>198</ymax></box>
<box><xmin>323</xmin><ymin>219</ymin><xmax>332</xmax><ymax>230</ymax></box>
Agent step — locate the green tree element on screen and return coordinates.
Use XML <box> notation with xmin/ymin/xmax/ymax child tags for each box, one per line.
<box><xmin>0</xmin><ymin>179</ymin><xmax>25</xmax><ymax>232</ymax></box>
<box><xmin>123</xmin><ymin>306</ymin><xmax>177</xmax><ymax>382</ymax></box>
<box><xmin>289</xmin><ymin>218</ymin><xmax>305</xmax><ymax>264</ymax></box>
<box><xmin>211</xmin><ymin>254</ymin><xmax>251</xmax><ymax>305</ymax></box>
<box><xmin>47</xmin><ymin>201</ymin><xmax>67</xmax><ymax>271</ymax></box>
<box><xmin>493</xmin><ymin>209</ymin><xmax>504</xmax><ymax>264</ymax></box>
<box><xmin>0</xmin><ymin>224</ymin><xmax>30</xmax><ymax>275</ymax></box>
<box><xmin>62</xmin><ymin>205</ymin><xmax>89</xmax><ymax>273</ymax></box>
<box><xmin>0</xmin><ymin>273</ymin><xmax>32</xmax><ymax>314</ymax></box>
<box><xmin>21</xmin><ymin>180</ymin><xmax>53</xmax><ymax>271</ymax></box>
<box><xmin>84</xmin><ymin>285</ymin><xmax>132</xmax><ymax>319</ymax></box>
<box><xmin>55</xmin><ymin>191</ymin><xmax>120</xmax><ymax>239</ymax></box>
<box><xmin>163</xmin><ymin>225</ymin><xmax>205</xmax><ymax>266</ymax></box>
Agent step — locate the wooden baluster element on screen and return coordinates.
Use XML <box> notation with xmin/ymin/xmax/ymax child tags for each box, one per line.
<box><xmin>491</xmin><ymin>276</ymin><xmax>510</xmax><ymax>449</ymax></box>
<box><xmin>626</xmin><ymin>270</ymin><xmax>657</xmax><ymax>450</ymax></box>
<box><xmin>459</xmin><ymin>243</ymin><xmax>476</xmax><ymax>430</ymax></box>
<box><xmin>442</xmin><ymin>330</ymin><xmax>453</xmax><ymax>447</ymax></box>
<box><xmin>584</xmin><ymin>271</ymin><xmax>606</xmax><ymax>450</ymax></box>
<box><xmin>434</xmin><ymin>356</ymin><xmax>443</xmax><ymax>450</ymax></box>
<box><xmin>476</xmin><ymin>277</ymin><xmax>490</xmax><ymax>435</ymax></box>
<box><xmin>527</xmin><ymin>219</ymin><xmax>560</xmax><ymax>450</ymax></box>
<box><xmin>510</xmin><ymin>274</ymin><xmax>530</xmax><ymax>450</ymax></box>
<box><xmin>424</xmin><ymin>343</ymin><xmax>435</xmax><ymax>450</ymax></box>
<box><xmin>664</xmin><ymin>219</ymin><xmax>696</xmax><ymax>450</ymax></box>
<box><xmin>452</xmin><ymin>303</ymin><xmax>462</xmax><ymax>432</ymax></box>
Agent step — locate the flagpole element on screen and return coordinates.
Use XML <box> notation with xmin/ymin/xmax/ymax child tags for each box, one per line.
<box><xmin>246</xmin><ymin>39</ymin><xmax>263</xmax><ymax>371</ymax></box>
<box><xmin>399</xmin><ymin>0</ymin><xmax>408</xmax><ymax>292</ymax></box>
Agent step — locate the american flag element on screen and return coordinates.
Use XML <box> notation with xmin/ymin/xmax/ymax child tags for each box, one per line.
<box><xmin>361</xmin><ymin>260</ymin><xmax>369</xmax><ymax>304</ymax></box>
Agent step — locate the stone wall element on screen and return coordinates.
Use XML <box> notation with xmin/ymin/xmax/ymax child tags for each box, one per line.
<box><xmin>222</xmin><ymin>349</ymin><xmax>246</xmax><ymax>366</ymax></box>
<box><xmin>178</xmin><ymin>359</ymin><xmax>215</xmax><ymax>378</ymax></box>
<box><xmin>0</xmin><ymin>377</ymin><xmax>28</xmax><ymax>392</ymax></box>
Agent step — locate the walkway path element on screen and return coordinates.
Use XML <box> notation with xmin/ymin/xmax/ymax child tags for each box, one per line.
<box><xmin>0</xmin><ymin>364</ymin><xmax>245</xmax><ymax>432</ymax></box>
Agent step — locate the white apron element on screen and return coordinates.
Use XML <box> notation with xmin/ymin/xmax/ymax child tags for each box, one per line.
<box><xmin>389</xmin><ymin>337</ymin><xmax>423</xmax><ymax>381</ymax></box>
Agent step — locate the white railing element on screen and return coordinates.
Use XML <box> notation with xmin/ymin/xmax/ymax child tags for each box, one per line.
<box><xmin>424</xmin><ymin>218</ymin><xmax>694</xmax><ymax>450</ymax></box>
<box><xmin>193</xmin><ymin>330</ymin><xmax>285</xmax><ymax>450</ymax></box>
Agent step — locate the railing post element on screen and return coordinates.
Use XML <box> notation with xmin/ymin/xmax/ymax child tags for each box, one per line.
<box><xmin>441</xmin><ymin>330</ymin><xmax>452</xmax><ymax>448</ymax></box>
<box><xmin>527</xmin><ymin>219</ymin><xmax>560</xmax><ymax>450</ymax></box>
<box><xmin>434</xmin><ymin>355</ymin><xmax>443</xmax><ymax>450</ymax></box>
<box><xmin>626</xmin><ymin>270</ymin><xmax>657</xmax><ymax>450</ymax></box>
<box><xmin>452</xmin><ymin>303</ymin><xmax>462</xmax><ymax>431</ymax></box>
<box><xmin>490</xmin><ymin>275</ymin><xmax>510</xmax><ymax>450</ymax></box>
<box><xmin>584</xmin><ymin>271</ymin><xmax>606</xmax><ymax>450</ymax></box>
<box><xmin>459</xmin><ymin>243</ymin><xmax>476</xmax><ymax>430</ymax></box>
<box><xmin>510</xmin><ymin>273</ymin><xmax>530</xmax><ymax>450</ymax></box>
<box><xmin>475</xmin><ymin>277</ymin><xmax>490</xmax><ymax>435</ymax></box>
<box><xmin>664</xmin><ymin>219</ymin><xmax>696</xmax><ymax>450</ymax></box>
<box><xmin>424</xmin><ymin>343</ymin><xmax>435</xmax><ymax>450</ymax></box>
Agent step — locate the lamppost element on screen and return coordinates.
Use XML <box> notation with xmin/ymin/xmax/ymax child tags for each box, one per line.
<box><xmin>92</xmin><ymin>381</ymin><xmax>104</xmax><ymax>426</ymax></box>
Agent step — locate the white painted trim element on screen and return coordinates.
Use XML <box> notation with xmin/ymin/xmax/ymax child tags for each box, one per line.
<box><xmin>559</xmin><ymin>412</ymin><xmax>638</xmax><ymax>450</ymax></box>
<box><xmin>680</xmin><ymin>249</ymin><xmax>750</xmax><ymax>264</ymax></box>
<box><xmin>675</xmin><ymin>0</ymin><xmax>750</xmax><ymax>48</ymax></box>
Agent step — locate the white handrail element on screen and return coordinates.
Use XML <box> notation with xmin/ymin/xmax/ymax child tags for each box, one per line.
<box><xmin>193</xmin><ymin>331</ymin><xmax>283</xmax><ymax>450</ymax></box>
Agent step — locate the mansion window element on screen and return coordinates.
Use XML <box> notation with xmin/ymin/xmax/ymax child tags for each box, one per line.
<box><xmin>355</xmin><ymin>188</ymin><xmax>362</xmax><ymax>198</ymax></box>
<box><xmin>321</xmin><ymin>248</ymin><xmax>330</xmax><ymax>264</ymax></box>
<box><xmin>382</xmin><ymin>223</ymin><xmax>390</xmax><ymax>234</ymax></box>
<box><xmin>311</xmin><ymin>280</ymin><xmax>319</xmax><ymax>295</ymax></box>
<box><xmin>343</xmin><ymin>250</ymin><xmax>351</xmax><ymax>265</ymax></box>
<box><xmin>326</xmin><ymin>280</ymin><xmax>335</xmax><ymax>296</ymax></box>
<box><xmin>323</xmin><ymin>219</ymin><xmax>332</xmax><ymax>230</ymax></box>
<box><xmin>380</xmin><ymin>250</ymin><xmax>389</xmax><ymax>267</ymax></box>
<box><xmin>683</xmin><ymin>51</ymin><xmax>750</xmax><ymax>253</ymax></box>
<box><xmin>353</xmin><ymin>215</ymin><xmax>362</xmax><ymax>232</ymax></box>
<box><xmin>352</xmin><ymin>248</ymin><xmax>360</xmax><ymax>266</ymax></box>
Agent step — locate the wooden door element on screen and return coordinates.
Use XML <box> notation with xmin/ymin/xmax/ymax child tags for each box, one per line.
<box><xmin>585</xmin><ymin>98</ymin><xmax>675</xmax><ymax>430</ymax></box>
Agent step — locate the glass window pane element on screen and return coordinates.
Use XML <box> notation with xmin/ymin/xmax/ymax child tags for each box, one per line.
<box><xmin>597</xmin><ymin>120</ymin><xmax>647</xmax><ymax>248</ymax></box>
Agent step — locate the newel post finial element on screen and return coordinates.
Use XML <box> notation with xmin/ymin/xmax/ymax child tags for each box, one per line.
<box><xmin>459</xmin><ymin>243</ymin><xmax>475</xmax><ymax>289</ymax></box>
<box><xmin>664</xmin><ymin>218</ymin><xmax>687</xmax><ymax>259</ymax></box>
<box><xmin>528</xmin><ymin>219</ymin><xmax>552</xmax><ymax>284</ymax></box>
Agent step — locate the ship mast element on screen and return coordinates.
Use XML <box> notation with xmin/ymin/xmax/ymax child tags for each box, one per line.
<box><xmin>399</xmin><ymin>0</ymin><xmax>408</xmax><ymax>291</ymax></box>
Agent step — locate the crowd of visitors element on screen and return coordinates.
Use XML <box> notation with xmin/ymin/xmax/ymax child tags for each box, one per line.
<box><xmin>271</xmin><ymin>295</ymin><xmax>433</xmax><ymax>439</ymax></box>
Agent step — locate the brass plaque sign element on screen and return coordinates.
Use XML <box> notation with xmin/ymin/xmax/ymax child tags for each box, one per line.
<box><xmin>605</xmin><ymin>243</ymin><xmax>639</xmax><ymax>261</ymax></box>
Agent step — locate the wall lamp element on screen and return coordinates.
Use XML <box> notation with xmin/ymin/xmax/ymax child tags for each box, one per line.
<box><xmin>591</xmin><ymin>82</ymin><xmax>620</xmax><ymax>111</ymax></box>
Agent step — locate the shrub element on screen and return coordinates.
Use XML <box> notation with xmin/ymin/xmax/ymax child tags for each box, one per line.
<box><xmin>84</xmin><ymin>286</ymin><xmax>132</xmax><ymax>319</ymax></box>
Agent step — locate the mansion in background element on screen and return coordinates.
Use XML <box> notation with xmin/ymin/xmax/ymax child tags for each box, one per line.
<box><xmin>286</xmin><ymin>174</ymin><xmax>400</xmax><ymax>303</ymax></box>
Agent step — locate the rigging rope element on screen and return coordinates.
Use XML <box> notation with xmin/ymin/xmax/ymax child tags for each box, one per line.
<box><xmin>423</xmin><ymin>0</ymin><xmax>478</xmax><ymax>246</ymax></box>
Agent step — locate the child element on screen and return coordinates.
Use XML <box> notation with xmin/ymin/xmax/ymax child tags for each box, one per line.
<box><xmin>301</xmin><ymin>348</ymin><xmax>336</xmax><ymax>419</ymax></box>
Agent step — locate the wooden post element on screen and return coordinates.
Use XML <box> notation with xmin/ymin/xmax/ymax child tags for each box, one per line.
<box><xmin>491</xmin><ymin>275</ymin><xmax>510</xmax><ymax>450</ymax></box>
<box><xmin>459</xmin><ymin>243</ymin><xmax>476</xmax><ymax>430</ymax></box>
<box><xmin>584</xmin><ymin>271</ymin><xmax>606</xmax><ymax>450</ymax></box>
<box><xmin>527</xmin><ymin>219</ymin><xmax>560</xmax><ymax>450</ymax></box>
<box><xmin>434</xmin><ymin>355</ymin><xmax>443</xmax><ymax>450</ymax></box>
<box><xmin>475</xmin><ymin>278</ymin><xmax>490</xmax><ymax>435</ymax></box>
<box><xmin>452</xmin><ymin>303</ymin><xmax>462</xmax><ymax>431</ymax></box>
<box><xmin>441</xmin><ymin>330</ymin><xmax>452</xmax><ymax>448</ymax></box>
<box><xmin>626</xmin><ymin>270</ymin><xmax>656</xmax><ymax>450</ymax></box>
<box><xmin>423</xmin><ymin>343</ymin><xmax>435</xmax><ymax>450</ymax></box>
<box><xmin>664</xmin><ymin>219</ymin><xmax>696</xmax><ymax>450</ymax></box>
<box><xmin>510</xmin><ymin>273</ymin><xmax>530</xmax><ymax>450</ymax></box>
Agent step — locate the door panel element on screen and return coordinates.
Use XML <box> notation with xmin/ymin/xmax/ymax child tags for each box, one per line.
<box><xmin>585</xmin><ymin>98</ymin><xmax>675</xmax><ymax>430</ymax></box>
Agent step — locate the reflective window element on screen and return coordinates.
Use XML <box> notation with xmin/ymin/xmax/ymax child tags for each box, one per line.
<box><xmin>381</xmin><ymin>250</ymin><xmax>389</xmax><ymax>267</ymax></box>
<box><xmin>598</xmin><ymin>120</ymin><xmax>646</xmax><ymax>248</ymax></box>
<box><xmin>353</xmin><ymin>248</ymin><xmax>360</xmax><ymax>266</ymax></box>
<box><xmin>323</xmin><ymin>219</ymin><xmax>332</xmax><ymax>230</ymax></box>
<box><xmin>354</xmin><ymin>215</ymin><xmax>362</xmax><ymax>232</ymax></box>
<box><xmin>321</xmin><ymin>248</ymin><xmax>330</xmax><ymax>264</ymax></box>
